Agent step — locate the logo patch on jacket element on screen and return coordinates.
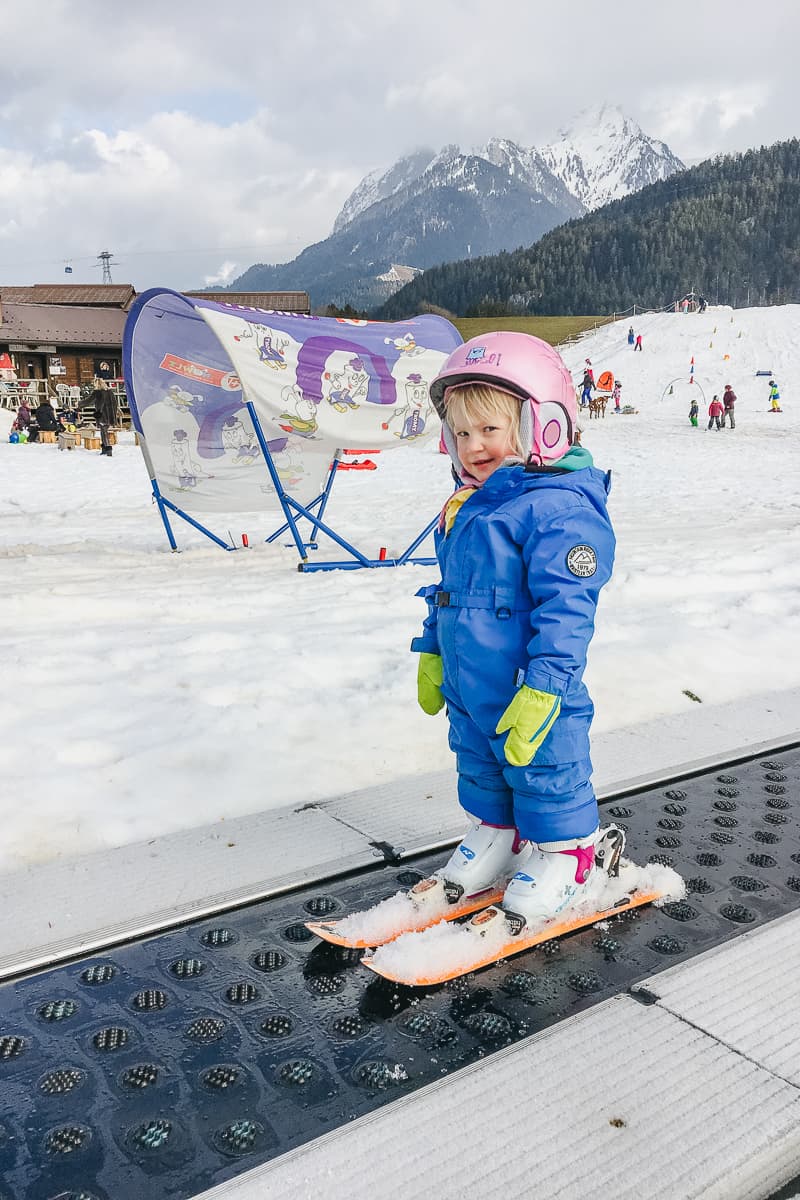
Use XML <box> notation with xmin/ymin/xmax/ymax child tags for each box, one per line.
<box><xmin>566</xmin><ymin>545</ymin><xmax>597</xmax><ymax>577</ymax></box>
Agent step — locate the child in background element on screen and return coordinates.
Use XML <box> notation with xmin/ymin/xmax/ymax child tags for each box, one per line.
<box><xmin>708</xmin><ymin>395</ymin><xmax>723</xmax><ymax>430</ymax></box>
<box><xmin>721</xmin><ymin>384</ymin><xmax>736</xmax><ymax>429</ymax></box>
<box><xmin>689</xmin><ymin>397</ymin><xmax>699</xmax><ymax>427</ymax></box>
<box><xmin>612</xmin><ymin>380</ymin><xmax>622</xmax><ymax>412</ymax></box>
<box><xmin>768</xmin><ymin>380</ymin><xmax>782</xmax><ymax>412</ymax></box>
<box><xmin>412</xmin><ymin>332</ymin><xmax>623</xmax><ymax>927</ymax></box>
<box><xmin>634</xmin><ymin>333</ymin><xmax>643</xmax><ymax>352</ymax></box>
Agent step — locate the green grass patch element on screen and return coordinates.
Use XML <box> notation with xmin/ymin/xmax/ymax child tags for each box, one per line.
<box><xmin>452</xmin><ymin>315</ymin><xmax>613</xmax><ymax>348</ymax></box>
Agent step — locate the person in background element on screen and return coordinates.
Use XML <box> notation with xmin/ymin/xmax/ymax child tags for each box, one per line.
<box><xmin>689</xmin><ymin>397</ymin><xmax>699</xmax><ymax>427</ymax></box>
<box><xmin>627</xmin><ymin>326</ymin><xmax>635</xmax><ymax>346</ymax></box>
<box><xmin>88</xmin><ymin>379</ymin><xmax>119</xmax><ymax>456</ymax></box>
<box><xmin>698</xmin><ymin>295</ymin><xmax>708</xmax><ymax>313</ymax></box>
<box><xmin>28</xmin><ymin>397</ymin><xmax>62</xmax><ymax>442</ymax></box>
<box><xmin>412</xmin><ymin>332</ymin><xmax>623</xmax><ymax>929</ymax></box>
<box><xmin>15</xmin><ymin>399</ymin><xmax>32</xmax><ymax>433</ymax></box>
<box><xmin>768</xmin><ymin>380</ymin><xmax>782</xmax><ymax>412</ymax></box>
<box><xmin>707</xmin><ymin>395</ymin><xmax>724</xmax><ymax>430</ymax></box>
<box><xmin>634</xmin><ymin>333</ymin><xmax>643</xmax><ymax>352</ymax></box>
<box><xmin>721</xmin><ymin>384</ymin><xmax>736</xmax><ymax>429</ymax></box>
<box><xmin>579</xmin><ymin>364</ymin><xmax>594</xmax><ymax>408</ymax></box>
<box><xmin>612</xmin><ymin>379</ymin><xmax>622</xmax><ymax>412</ymax></box>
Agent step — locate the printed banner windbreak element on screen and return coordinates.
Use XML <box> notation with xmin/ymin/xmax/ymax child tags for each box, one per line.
<box><xmin>123</xmin><ymin>289</ymin><xmax>462</xmax><ymax>511</ymax></box>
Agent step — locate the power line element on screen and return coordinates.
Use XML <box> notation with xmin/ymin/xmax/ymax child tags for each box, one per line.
<box><xmin>0</xmin><ymin>237</ymin><xmax>309</xmax><ymax>274</ymax></box>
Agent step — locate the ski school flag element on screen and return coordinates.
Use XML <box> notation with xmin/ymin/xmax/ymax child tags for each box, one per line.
<box><xmin>123</xmin><ymin>289</ymin><xmax>462</xmax><ymax>511</ymax></box>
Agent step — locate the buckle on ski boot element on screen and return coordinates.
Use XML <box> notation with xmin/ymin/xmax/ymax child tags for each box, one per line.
<box><xmin>595</xmin><ymin>826</ymin><xmax>625</xmax><ymax>878</ymax></box>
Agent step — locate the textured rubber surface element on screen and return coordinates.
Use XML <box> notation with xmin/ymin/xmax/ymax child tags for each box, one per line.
<box><xmin>1</xmin><ymin>748</ymin><xmax>798</xmax><ymax>1200</ymax></box>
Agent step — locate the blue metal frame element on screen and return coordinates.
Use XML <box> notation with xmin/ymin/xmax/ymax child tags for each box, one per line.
<box><xmin>246</xmin><ymin>403</ymin><xmax>437</xmax><ymax>572</ymax></box>
<box><xmin>150</xmin><ymin>476</ymin><xmax>235</xmax><ymax>552</ymax></box>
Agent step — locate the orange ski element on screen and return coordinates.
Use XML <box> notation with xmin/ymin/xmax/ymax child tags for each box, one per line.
<box><xmin>305</xmin><ymin>877</ymin><xmax>505</xmax><ymax>949</ymax></box>
<box><xmin>362</xmin><ymin>888</ymin><xmax>664</xmax><ymax>986</ymax></box>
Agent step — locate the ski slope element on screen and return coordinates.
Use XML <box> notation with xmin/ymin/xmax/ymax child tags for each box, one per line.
<box><xmin>0</xmin><ymin>304</ymin><xmax>798</xmax><ymax>877</ymax></box>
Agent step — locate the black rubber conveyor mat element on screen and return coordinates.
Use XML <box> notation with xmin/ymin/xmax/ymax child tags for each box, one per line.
<box><xmin>1</xmin><ymin>746</ymin><xmax>799</xmax><ymax>1199</ymax></box>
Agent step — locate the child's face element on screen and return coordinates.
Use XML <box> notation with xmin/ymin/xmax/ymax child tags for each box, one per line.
<box><xmin>453</xmin><ymin>412</ymin><xmax>516</xmax><ymax>482</ymax></box>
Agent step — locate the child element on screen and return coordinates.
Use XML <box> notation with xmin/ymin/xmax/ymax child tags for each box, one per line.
<box><xmin>708</xmin><ymin>395</ymin><xmax>723</xmax><ymax>429</ymax></box>
<box><xmin>768</xmin><ymin>380</ymin><xmax>782</xmax><ymax>412</ymax></box>
<box><xmin>634</xmin><ymin>333</ymin><xmax>643</xmax><ymax>352</ymax></box>
<box><xmin>627</xmin><ymin>327</ymin><xmax>635</xmax><ymax>346</ymax></box>
<box><xmin>612</xmin><ymin>380</ymin><xmax>622</xmax><ymax>412</ymax></box>
<box><xmin>689</xmin><ymin>397</ymin><xmax>699</xmax><ymax>427</ymax></box>
<box><xmin>412</xmin><ymin>332</ymin><xmax>622</xmax><ymax>927</ymax></box>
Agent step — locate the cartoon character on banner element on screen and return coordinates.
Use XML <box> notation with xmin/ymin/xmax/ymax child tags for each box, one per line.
<box><xmin>325</xmin><ymin>357</ymin><xmax>369</xmax><ymax>412</ymax></box>
<box><xmin>257</xmin><ymin>328</ymin><xmax>290</xmax><ymax>370</ymax></box>
<box><xmin>384</xmin><ymin>332</ymin><xmax>424</xmax><ymax>357</ymax></box>
<box><xmin>221</xmin><ymin>415</ymin><xmax>259</xmax><ymax>465</ymax></box>
<box><xmin>381</xmin><ymin>373</ymin><xmax>433</xmax><ymax>440</ymax></box>
<box><xmin>165</xmin><ymin>383</ymin><xmax>199</xmax><ymax>411</ymax></box>
<box><xmin>278</xmin><ymin>383</ymin><xmax>319</xmax><ymax>437</ymax></box>
<box><xmin>260</xmin><ymin>441</ymin><xmax>304</xmax><ymax>490</ymax></box>
<box><xmin>171</xmin><ymin>429</ymin><xmax>205</xmax><ymax>490</ymax></box>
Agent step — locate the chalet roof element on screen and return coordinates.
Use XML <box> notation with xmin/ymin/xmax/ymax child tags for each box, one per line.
<box><xmin>185</xmin><ymin>290</ymin><xmax>310</xmax><ymax>312</ymax></box>
<box><xmin>0</xmin><ymin>302</ymin><xmax>127</xmax><ymax>346</ymax></box>
<box><xmin>0</xmin><ymin>284</ymin><xmax>136</xmax><ymax>308</ymax></box>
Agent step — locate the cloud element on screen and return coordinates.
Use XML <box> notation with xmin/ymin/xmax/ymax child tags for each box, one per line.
<box><xmin>0</xmin><ymin>0</ymin><xmax>798</xmax><ymax>290</ymax></box>
<box><xmin>203</xmin><ymin>260</ymin><xmax>239</xmax><ymax>287</ymax></box>
<box><xmin>0</xmin><ymin>108</ymin><xmax>363</xmax><ymax>289</ymax></box>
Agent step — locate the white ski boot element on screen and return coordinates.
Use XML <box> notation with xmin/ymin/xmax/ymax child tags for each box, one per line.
<box><xmin>502</xmin><ymin>824</ymin><xmax>626</xmax><ymax>928</ymax></box>
<box><xmin>409</xmin><ymin>817</ymin><xmax>529</xmax><ymax>911</ymax></box>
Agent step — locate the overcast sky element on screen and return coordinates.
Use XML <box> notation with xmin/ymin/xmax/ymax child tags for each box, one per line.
<box><xmin>0</xmin><ymin>0</ymin><xmax>797</xmax><ymax>294</ymax></box>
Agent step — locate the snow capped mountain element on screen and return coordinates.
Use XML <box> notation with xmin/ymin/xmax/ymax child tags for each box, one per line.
<box><xmin>228</xmin><ymin>107</ymin><xmax>684</xmax><ymax>308</ymax></box>
<box><xmin>477</xmin><ymin>137</ymin><xmax>584</xmax><ymax>217</ymax></box>
<box><xmin>540</xmin><ymin>104</ymin><xmax>685</xmax><ymax>210</ymax></box>
<box><xmin>331</xmin><ymin>107</ymin><xmax>684</xmax><ymax>234</ymax></box>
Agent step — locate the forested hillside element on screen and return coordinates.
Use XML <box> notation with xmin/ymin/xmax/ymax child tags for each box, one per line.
<box><xmin>377</xmin><ymin>140</ymin><xmax>800</xmax><ymax>318</ymax></box>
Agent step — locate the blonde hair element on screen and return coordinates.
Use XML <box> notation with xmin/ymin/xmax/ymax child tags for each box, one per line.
<box><xmin>444</xmin><ymin>383</ymin><xmax>525</xmax><ymax>458</ymax></box>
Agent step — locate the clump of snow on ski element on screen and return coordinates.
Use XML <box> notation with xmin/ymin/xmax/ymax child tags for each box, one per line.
<box><xmin>305</xmin><ymin>882</ymin><xmax>505</xmax><ymax>947</ymax></box>
<box><xmin>363</xmin><ymin>858</ymin><xmax>685</xmax><ymax>985</ymax></box>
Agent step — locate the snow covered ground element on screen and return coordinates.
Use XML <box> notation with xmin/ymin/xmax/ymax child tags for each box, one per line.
<box><xmin>1</xmin><ymin>304</ymin><xmax>799</xmax><ymax>879</ymax></box>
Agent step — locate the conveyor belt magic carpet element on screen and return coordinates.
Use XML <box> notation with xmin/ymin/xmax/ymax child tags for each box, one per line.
<box><xmin>1</xmin><ymin>746</ymin><xmax>799</xmax><ymax>1199</ymax></box>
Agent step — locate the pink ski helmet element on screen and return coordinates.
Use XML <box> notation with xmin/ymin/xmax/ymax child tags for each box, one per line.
<box><xmin>430</xmin><ymin>331</ymin><xmax>577</xmax><ymax>469</ymax></box>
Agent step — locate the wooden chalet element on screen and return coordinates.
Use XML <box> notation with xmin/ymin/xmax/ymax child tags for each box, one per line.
<box><xmin>0</xmin><ymin>285</ymin><xmax>311</xmax><ymax>395</ymax></box>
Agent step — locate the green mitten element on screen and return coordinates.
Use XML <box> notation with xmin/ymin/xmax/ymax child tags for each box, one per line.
<box><xmin>417</xmin><ymin>652</ymin><xmax>444</xmax><ymax>715</ymax></box>
<box><xmin>495</xmin><ymin>685</ymin><xmax>561</xmax><ymax>766</ymax></box>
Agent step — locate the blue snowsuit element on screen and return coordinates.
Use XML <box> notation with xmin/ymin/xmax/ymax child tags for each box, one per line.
<box><xmin>411</xmin><ymin>448</ymin><xmax>615</xmax><ymax>844</ymax></box>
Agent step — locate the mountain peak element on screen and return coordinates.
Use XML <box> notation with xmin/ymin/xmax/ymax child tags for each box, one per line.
<box><xmin>542</xmin><ymin>105</ymin><xmax>684</xmax><ymax>210</ymax></box>
<box><xmin>559</xmin><ymin>103</ymin><xmax>633</xmax><ymax>139</ymax></box>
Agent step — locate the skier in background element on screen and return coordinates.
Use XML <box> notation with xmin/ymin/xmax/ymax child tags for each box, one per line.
<box><xmin>579</xmin><ymin>364</ymin><xmax>594</xmax><ymax>408</ymax></box>
<box><xmin>627</xmin><ymin>326</ymin><xmax>635</xmax><ymax>346</ymax></box>
<box><xmin>689</xmin><ymin>397</ymin><xmax>699</xmax><ymax>427</ymax></box>
<box><xmin>721</xmin><ymin>384</ymin><xmax>736</xmax><ymax>429</ymax></box>
<box><xmin>412</xmin><ymin>332</ymin><xmax>622</xmax><ymax>927</ymax></box>
<box><xmin>612</xmin><ymin>379</ymin><xmax>622</xmax><ymax>412</ymax></box>
<box><xmin>768</xmin><ymin>380</ymin><xmax>782</xmax><ymax>412</ymax></box>
<box><xmin>634</xmin><ymin>333</ymin><xmax>643</xmax><ymax>352</ymax></box>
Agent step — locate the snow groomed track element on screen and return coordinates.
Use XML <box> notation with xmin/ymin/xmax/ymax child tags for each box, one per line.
<box><xmin>1</xmin><ymin>746</ymin><xmax>799</xmax><ymax>1200</ymax></box>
